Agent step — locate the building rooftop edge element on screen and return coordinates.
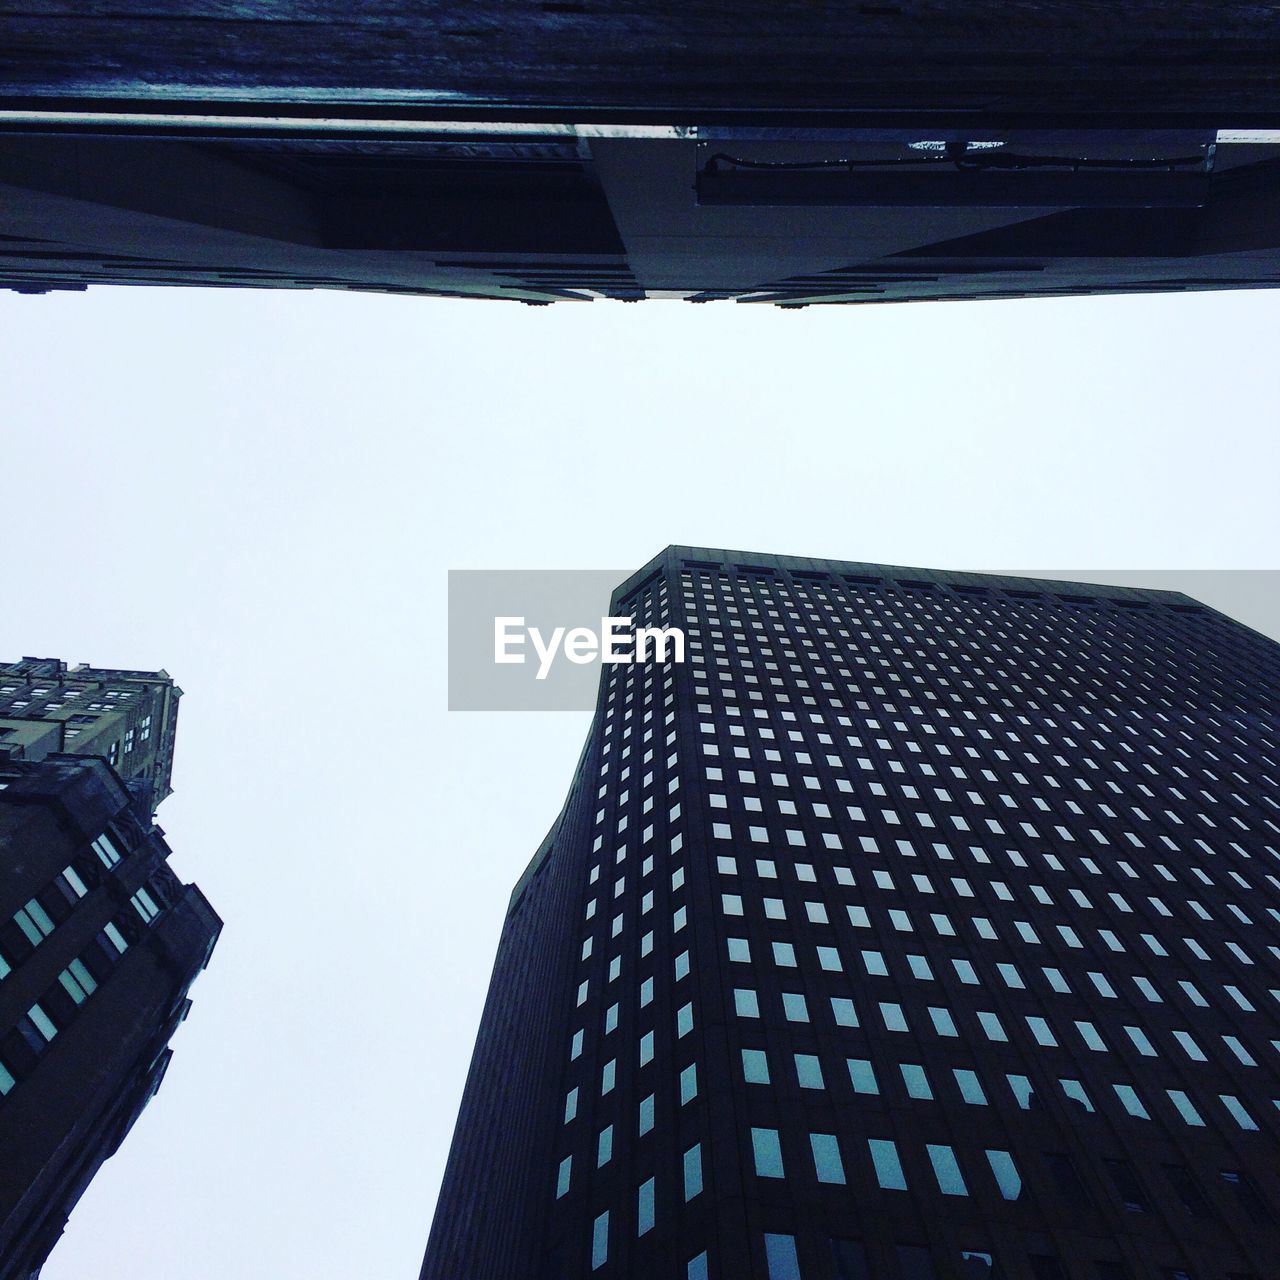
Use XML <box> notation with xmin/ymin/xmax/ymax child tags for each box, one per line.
<box><xmin>611</xmin><ymin>546</ymin><xmax>1209</xmax><ymax>609</ymax></box>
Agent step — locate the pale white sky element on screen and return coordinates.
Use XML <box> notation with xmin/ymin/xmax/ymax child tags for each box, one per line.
<box><xmin>1</xmin><ymin>285</ymin><xmax>1278</xmax><ymax>1279</ymax></box>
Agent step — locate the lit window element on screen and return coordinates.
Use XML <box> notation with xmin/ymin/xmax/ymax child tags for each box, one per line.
<box><xmin>985</xmin><ymin>1149</ymin><xmax>1023</xmax><ymax>1200</ymax></box>
<box><xmin>901</xmin><ymin>1064</ymin><xmax>933</xmax><ymax>1100</ymax></box>
<box><xmin>811</xmin><ymin>1133</ymin><xmax>847</xmax><ymax>1185</ymax></box>
<box><xmin>636</xmin><ymin>1176</ymin><xmax>655</xmax><ymax>1236</ymax></box>
<box><xmin>830</xmin><ymin>997</ymin><xmax>858</xmax><ymax>1026</ymax></box>
<box><xmin>764</xmin><ymin>1234</ymin><xmax>802</xmax><ymax>1280</ymax></box>
<box><xmin>14</xmin><ymin>900</ymin><xmax>55</xmax><ymax>947</ymax></box>
<box><xmin>847</xmin><ymin>1058</ymin><xmax>877</xmax><ymax>1094</ymax></box>
<box><xmin>591</xmin><ymin>1211</ymin><xmax>609</xmax><ymax>1270</ymax></box>
<box><xmin>752</xmin><ymin>1128</ymin><xmax>784</xmax><ymax>1178</ymax></box>
<box><xmin>868</xmin><ymin>1138</ymin><xmax>907</xmax><ymax>1190</ymax></box>
<box><xmin>680</xmin><ymin>1063</ymin><xmax>698</xmax><ymax>1104</ymax></box>
<box><xmin>927</xmin><ymin>1144</ymin><xmax>969</xmax><ymax>1196</ymax></box>
<box><xmin>1167</xmin><ymin>1090</ymin><xmax>1205</xmax><ymax>1127</ymax></box>
<box><xmin>684</xmin><ymin>1143</ymin><xmax>704</xmax><ymax>1199</ymax></box>
<box><xmin>58</xmin><ymin>959</ymin><xmax>97</xmax><ymax>1004</ymax></box>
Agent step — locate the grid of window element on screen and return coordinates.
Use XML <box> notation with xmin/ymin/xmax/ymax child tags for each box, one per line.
<box><xmin>473</xmin><ymin>556</ymin><xmax>1280</xmax><ymax>1280</ymax></box>
<box><xmin>678</xmin><ymin>559</ymin><xmax>1280</xmax><ymax>1280</ymax></box>
<box><xmin>0</xmin><ymin>845</ymin><xmax>170</xmax><ymax>1104</ymax></box>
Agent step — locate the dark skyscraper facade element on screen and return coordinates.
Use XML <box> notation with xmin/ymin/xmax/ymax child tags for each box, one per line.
<box><xmin>5</xmin><ymin>7</ymin><xmax>1280</xmax><ymax>303</ymax></box>
<box><xmin>422</xmin><ymin>548</ymin><xmax>1280</xmax><ymax>1280</ymax></box>
<box><xmin>0</xmin><ymin>659</ymin><xmax>219</xmax><ymax>1279</ymax></box>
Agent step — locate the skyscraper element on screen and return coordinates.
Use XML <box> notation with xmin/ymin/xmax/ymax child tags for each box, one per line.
<box><xmin>422</xmin><ymin>548</ymin><xmax>1280</xmax><ymax>1280</ymax></box>
<box><xmin>5</xmin><ymin>7</ymin><xmax>1280</xmax><ymax>302</ymax></box>
<box><xmin>0</xmin><ymin>658</ymin><xmax>219</xmax><ymax>1278</ymax></box>
<box><xmin>0</xmin><ymin>658</ymin><xmax>182</xmax><ymax>812</ymax></box>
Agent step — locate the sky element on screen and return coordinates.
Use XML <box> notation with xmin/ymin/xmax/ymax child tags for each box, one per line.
<box><xmin>1</xmin><ymin>284</ymin><xmax>1278</xmax><ymax>1279</ymax></box>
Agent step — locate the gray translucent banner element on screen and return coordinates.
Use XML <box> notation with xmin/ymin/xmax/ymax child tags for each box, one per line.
<box><xmin>448</xmin><ymin>570</ymin><xmax>686</xmax><ymax>711</ymax></box>
<box><xmin>448</xmin><ymin>567</ymin><xmax>1279</xmax><ymax>711</ymax></box>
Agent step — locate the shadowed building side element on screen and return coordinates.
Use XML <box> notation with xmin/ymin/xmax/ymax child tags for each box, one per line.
<box><xmin>0</xmin><ymin>755</ymin><xmax>220</xmax><ymax>1279</ymax></box>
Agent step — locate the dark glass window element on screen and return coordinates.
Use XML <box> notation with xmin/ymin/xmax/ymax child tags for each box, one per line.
<box><xmin>1162</xmin><ymin>1165</ymin><xmax>1212</xmax><ymax>1218</ymax></box>
<box><xmin>1045</xmin><ymin>1153</ymin><xmax>1092</xmax><ymax>1210</ymax></box>
<box><xmin>1220</xmin><ymin>1170</ymin><xmax>1269</xmax><ymax>1224</ymax></box>
<box><xmin>1103</xmin><ymin>1160</ymin><xmax>1150</xmax><ymax>1213</ymax></box>
<box><xmin>830</xmin><ymin>1239</ymin><xmax>871</xmax><ymax>1280</ymax></box>
<box><xmin>896</xmin><ymin>1245</ymin><xmax>938</xmax><ymax>1280</ymax></box>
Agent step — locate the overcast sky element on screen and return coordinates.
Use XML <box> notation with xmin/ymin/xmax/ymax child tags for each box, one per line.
<box><xmin>1</xmin><ymin>285</ymin><xmax>1278</xmax><ymax>1280</ymax></box>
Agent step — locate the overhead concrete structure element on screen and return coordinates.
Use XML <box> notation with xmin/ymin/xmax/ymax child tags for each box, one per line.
<box><xmin>5</xmin><ymin>4</ymin><xmax>1280</xmax><ymax>303</ymax></box>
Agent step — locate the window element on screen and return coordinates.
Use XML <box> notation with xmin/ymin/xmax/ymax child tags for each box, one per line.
<box><xmin>1125</xmin><ymin>1026</ymin><xmax>1157</xmax><ymax>1057</ymax></box>
<box><xmin>977</xmin><ymin>1011</ymin><xmax>1008</xmax><ymax>1042</ymax></box>
<box><xmin>752</xmin><ymin>1128</ymin><xmax>785</xmax><ymax>1178</ymax></box>
<box><xmin>811</xmin><ymin>1133</ymin><xmax>847</xmax><ymax>1184</ymax></box>
<box><xmin>782</xmin><ymin>993</ymin><xmax>810</xmax><ymax>1023</ymax></box>
<box><xmin>881</xmin><ymin>1002</ymin><xmax>908</xmax><ymax>1032</ymax></box>
<box><xmin>927</xmin><ymin>1144</ymin><xmax>969</xmax><ymax>1196</ymax></box>
<box><xmin>1113</xmin><ymin>1084</ymin><xmax>1149</xmax><ymax>1119</ymax></box>
<box><xmin>831</xmin><ymin>1239</ymin><xmax>871</xmax><ymax>1280</ymax></box>
<box><xmin>985</xmin><ymin>1150</ymin><xmax>1023</xmax><ymax>1201</ymax></box>
<box><xmin>1167</xmin><ymin>1090</ymin><xmax>1205</xmax><ymax>1127</ymax></box>
<box><xmin>742</xmin><ymin>1049</ymin><xmax>770</xmax><ymax>1084</ymax></box>
<box><xmin>636</xmin><ymin>1176</ymin><xmax>655</xmax><ymax>1235</ymax></box>
<box><xmin>684</xmin><ymin>1143</ymin><xmax>704</xmax><ymax>1199</ymax></box>
<box><xmin>555</xmin><ymin>1156</ymin><xmax>572</xmax><ymax>1198</ymax></box>
<box><xmin>591</xmin><ymin>1211</ymin><xmax>609</xmax><ymax>1270</ymax></box>
<box><xmin>901</xmin><ymin>1063</ymin><xmax>933</xmax><ymax>1100</ymax></box>
<box><xmin>680</xmin><ymin>1063</ymin><xmax>698</xmax><ymax>1104</ymax></box>
<box><xmin>847</xmin><ymin>1058</ymin><xmax>877</xmax><ymax>1094</ymax></box>
<box><xmin>58</xmin><ymin>959</ymin><xmax>97</xmax><ymax>1004</ymax></box>
<box><xmin>765</xmin><ymin>1234</ymin><xmax>802</xmax><ymax>1280</ymax></box>
<box><xmin>57</xmin><ymin>865</ymin><xmax>88</xmax><ymax>901</ymax></box>
<box><xmin>868</xmin><ymin>1138</ymin><xmax>907</xmax><ymax>1190</ymax></box>
<box><xmin>26</xmin><ymin>1002</ymin><xmax>57</xmax><ymax>1043</ymax></box>
<box><xmin>1219</xmin><ymin>1095</ymin><xmax>1259</xmax><ymax>1131</ymax></box>
<box><xmin>1163</xmin><ymin>1165</ymin><xmax>1212</xmax><ymax>1218</ymax></box>
<box><xmin>1220</xmin><ymin>1169</ymin><xmax>1269</xmax><ymax>1224</ymax></box>
<box><xmin>795</xmin><ymin>1053</ymin><xmax>824</xmax><ymax>1089</ymax></box>
<box><xmin>1103</xmin><ymin>1159</ymin><xmax>1150</xmax><ymax>1212</ymax></box>
<box><xmin>1028</xmin><ymin>1017</ymin><xmax>1057</xmax><ymax>1047</ymax></box>
<box><xmin>954</xmin><ymin>1070</ymin><xmax>987</xmax><ymax>1105</ymax></box>
<box><xmin>1044</xmin><ymin>1153</ymin><xmax>1092</xmax><ymax>1208</ymax></box>
<box><xmin>14</xmin><ymin>899</ymin><xmax>55</xmax><ymax>947</ymax></box>
<box><xmin>830</xmin><ymin>997</ymin><xmax>857</xmax><ymax>1026</ymax></box>
<box><xmin>735</xmin><ymin>988</ymin><xmax>760</xmax><ymax>1017</ymax></box>
<box><xmin>92</xmin><ymin>832</ymin><xmax>122</xmax><ymax>868</ymax></box>
<box><xmin>1060</xmin><ymin>1079</ymin><xmax>1094</xmax><ymax>1112</ymax></box>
